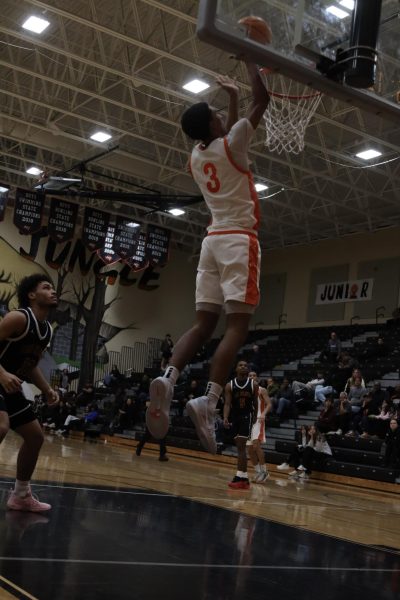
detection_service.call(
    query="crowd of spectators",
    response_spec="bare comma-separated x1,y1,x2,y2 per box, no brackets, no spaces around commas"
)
34,368,153,438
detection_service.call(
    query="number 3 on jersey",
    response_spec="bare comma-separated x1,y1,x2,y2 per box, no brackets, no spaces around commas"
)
203,162,221,193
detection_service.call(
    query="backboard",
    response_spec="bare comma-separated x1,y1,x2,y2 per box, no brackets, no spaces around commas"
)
197,0,400,121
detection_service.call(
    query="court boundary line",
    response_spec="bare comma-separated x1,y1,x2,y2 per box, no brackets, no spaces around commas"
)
0,574,39,600
0,480,392,513
0,557,399,571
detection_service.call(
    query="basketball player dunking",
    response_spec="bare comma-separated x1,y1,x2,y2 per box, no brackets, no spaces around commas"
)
224,361,258,489
247,371,271,482
146,63,270,453
0,274,59,511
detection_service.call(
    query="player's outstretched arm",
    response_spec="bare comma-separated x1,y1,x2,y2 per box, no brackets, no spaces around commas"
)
216,75,239,133
245,62,270,130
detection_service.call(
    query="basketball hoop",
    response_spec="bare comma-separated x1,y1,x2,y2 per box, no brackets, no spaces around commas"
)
260,70,322,154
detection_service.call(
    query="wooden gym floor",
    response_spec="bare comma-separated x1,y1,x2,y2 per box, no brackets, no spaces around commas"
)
0,432,399,599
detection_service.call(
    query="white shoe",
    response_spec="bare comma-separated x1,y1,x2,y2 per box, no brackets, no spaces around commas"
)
277,462,290,471
255,470,269,484
297,464,306,471
288,470,298,477
146,377,173,439
186,396,217,454
298,471,309,481
336,429,343,436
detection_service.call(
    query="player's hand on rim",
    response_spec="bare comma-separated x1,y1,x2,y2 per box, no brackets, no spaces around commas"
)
215,75,239,95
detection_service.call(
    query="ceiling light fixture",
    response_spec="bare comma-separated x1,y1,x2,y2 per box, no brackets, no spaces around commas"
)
90,131,112,143
326,5,349,19
182,79,210,94
0,186,9,193
339,0,354,10
255,183,268,192
22,16,50,34
26,166,42,175
356,149,382,160
168,208,185,216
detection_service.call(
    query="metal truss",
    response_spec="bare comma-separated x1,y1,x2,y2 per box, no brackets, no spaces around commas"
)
0,0,399,254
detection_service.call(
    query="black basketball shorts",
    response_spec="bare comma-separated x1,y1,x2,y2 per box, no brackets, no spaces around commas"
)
0,385,37,430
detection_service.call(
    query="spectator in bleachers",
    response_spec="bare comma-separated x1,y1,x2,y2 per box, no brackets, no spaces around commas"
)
338,351,356,371
344,368,365,394
76,382,95,407
361,399,391,439
118,397,136,431
60,403,100,436
347,376,367,411
334,391,352,435
275,378,294,420
160,334,174,371
390,385,400,408
320,331,342,363
137,374,151,402
293,425,333,480
292,372,325,404
370,382,388,411
180,379,205,417
277,425,310,472
383,418,400,469
248,344,262,374
266,377,280,401
314,376,335,405
359,336,389,361
59,368,70,392
316,396,337,434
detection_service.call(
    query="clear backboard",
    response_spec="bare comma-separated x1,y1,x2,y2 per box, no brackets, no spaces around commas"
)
197,0,400,121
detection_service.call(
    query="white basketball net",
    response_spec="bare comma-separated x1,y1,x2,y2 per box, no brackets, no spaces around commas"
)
260,71,322,154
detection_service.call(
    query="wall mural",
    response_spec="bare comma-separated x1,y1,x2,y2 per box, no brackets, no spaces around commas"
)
0,205,170,388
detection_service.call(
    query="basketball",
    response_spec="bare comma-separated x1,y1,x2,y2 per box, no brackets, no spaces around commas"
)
238,16,272,45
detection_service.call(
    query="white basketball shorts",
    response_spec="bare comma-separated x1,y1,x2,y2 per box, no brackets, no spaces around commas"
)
196,231,261,311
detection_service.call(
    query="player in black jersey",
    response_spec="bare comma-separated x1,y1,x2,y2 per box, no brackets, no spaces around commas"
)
0,274,59,512
223,360,258,489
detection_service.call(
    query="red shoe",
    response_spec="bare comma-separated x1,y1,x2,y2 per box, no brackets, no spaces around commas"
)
7,491,51,513
228,478,250,490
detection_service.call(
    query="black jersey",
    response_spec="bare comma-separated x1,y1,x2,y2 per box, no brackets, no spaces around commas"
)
229,377,257,417
0,307,52,381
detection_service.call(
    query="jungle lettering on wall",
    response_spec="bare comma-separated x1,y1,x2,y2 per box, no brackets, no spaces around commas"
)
19,227,161,290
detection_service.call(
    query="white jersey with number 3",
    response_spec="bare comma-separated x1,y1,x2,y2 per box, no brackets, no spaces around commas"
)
190,118,260,234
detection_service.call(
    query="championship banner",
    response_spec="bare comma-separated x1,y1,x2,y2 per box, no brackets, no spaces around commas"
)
316,279,374,305
146,225,171,266
47,198,78,243
82,207,110,251
112,216,141,260
0,185,9,222
13,188,45,234
97,224,120,265
124,231,148,272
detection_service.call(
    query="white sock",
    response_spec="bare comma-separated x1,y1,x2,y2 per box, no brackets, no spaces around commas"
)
242,472,248,480
255,464,261,474
236,470,243,478
14,480,30,498
260,464,266,473
205,381,222,407
163,366,179,386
